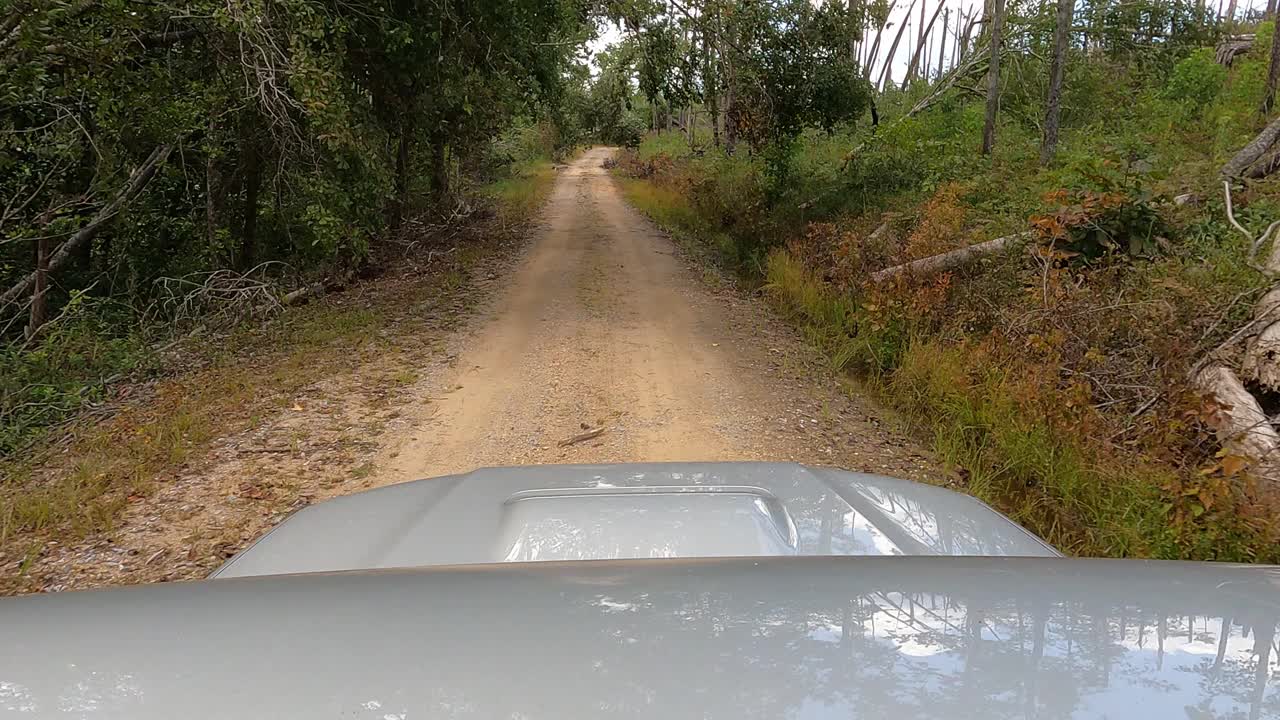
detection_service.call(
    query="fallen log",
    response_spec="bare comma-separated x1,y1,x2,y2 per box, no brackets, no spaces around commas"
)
282,282,324,306
1216,34,1254,66
870,231,1033,282
1222,113,1280,178
1246,147,1280,179
1242,291,1280,391
1193,365,1280,483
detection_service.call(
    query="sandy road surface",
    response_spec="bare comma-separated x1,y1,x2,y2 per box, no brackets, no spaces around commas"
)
379,146,930,476
6,147,940,595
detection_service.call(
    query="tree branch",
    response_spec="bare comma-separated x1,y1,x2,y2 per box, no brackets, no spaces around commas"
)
0,144,174,312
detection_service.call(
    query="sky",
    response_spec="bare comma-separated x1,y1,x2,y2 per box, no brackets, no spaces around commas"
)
587,0,1270,89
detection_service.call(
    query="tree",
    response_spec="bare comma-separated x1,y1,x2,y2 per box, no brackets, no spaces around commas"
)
982,0,1007,155
1265,18,1280,114
1041,0,1074,164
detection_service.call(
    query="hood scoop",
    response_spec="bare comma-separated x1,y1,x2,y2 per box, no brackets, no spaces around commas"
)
495,486,799,562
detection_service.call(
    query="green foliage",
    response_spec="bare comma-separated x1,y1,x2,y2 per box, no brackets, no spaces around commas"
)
1031,188,1167,260
1164,48,1228,110
0,0,589,452
0,297,151,456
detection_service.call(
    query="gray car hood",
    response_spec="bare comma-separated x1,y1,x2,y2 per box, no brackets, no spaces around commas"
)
2,557,1278,719
214,462,1056,578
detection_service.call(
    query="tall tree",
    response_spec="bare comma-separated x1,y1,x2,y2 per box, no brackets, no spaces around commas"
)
982,0,1007,155
878,0,920,90
937,8,949,80
1041,0,1074,164
1265,16,1280,114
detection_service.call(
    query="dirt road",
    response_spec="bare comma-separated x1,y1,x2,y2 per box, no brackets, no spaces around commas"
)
379,146,932,476
8,147,939,594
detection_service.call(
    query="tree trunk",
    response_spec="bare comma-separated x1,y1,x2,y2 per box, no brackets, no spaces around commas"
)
0,144,173,310
1222,113,1280,177
981,0,1005,155
238,133,261,272
917,0,928,82
431,137,449,200
25,235,49,338
205,145,225,253
938,8,949,80
1266,0,1277,19
864,12,889,81
724,84,737,155
878,0,921,91
1217,34,1255,66
393,116,413,227
1225,0,1237,27
1041,0,1073,165
902,2,946,91
1264,18,1280,114
1242,288,1280,391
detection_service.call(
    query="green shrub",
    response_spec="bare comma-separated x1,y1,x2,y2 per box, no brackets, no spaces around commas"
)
1163,48,1227,111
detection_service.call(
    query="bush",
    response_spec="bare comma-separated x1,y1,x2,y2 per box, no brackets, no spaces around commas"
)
1163,48,1227,111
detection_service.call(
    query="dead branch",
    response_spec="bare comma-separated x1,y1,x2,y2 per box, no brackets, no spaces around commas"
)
870,231,1033,282
558,426,607,447
1216,34,1254,65
282,283,323,306
147,262,289,331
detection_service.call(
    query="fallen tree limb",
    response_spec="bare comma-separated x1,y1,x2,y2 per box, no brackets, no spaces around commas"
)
1193,365,1280,483
1222,114,1280,178
1216,34,1254,65
0,143,173,311
282,282,324,306
558,426,606,447
1246,147,1280,179
1242,288,1280,391
870,231,1033,282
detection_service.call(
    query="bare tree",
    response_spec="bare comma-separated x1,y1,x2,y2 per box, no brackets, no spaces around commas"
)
878,0,921,91
937,8,949,80
917,0,928,82
1041,0,1073,164
903,1,946,90
982,0,1006,155
1265,12,1280,113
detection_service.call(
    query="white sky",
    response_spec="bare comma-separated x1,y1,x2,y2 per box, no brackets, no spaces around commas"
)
586,0,986,88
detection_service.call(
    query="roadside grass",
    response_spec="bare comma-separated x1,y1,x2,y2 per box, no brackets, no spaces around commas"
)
0,169,558,548
485,159,559,225
760,249,1279,562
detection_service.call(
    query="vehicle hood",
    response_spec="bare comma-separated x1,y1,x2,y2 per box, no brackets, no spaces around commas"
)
2,557,1278,719
213,462,1056,578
